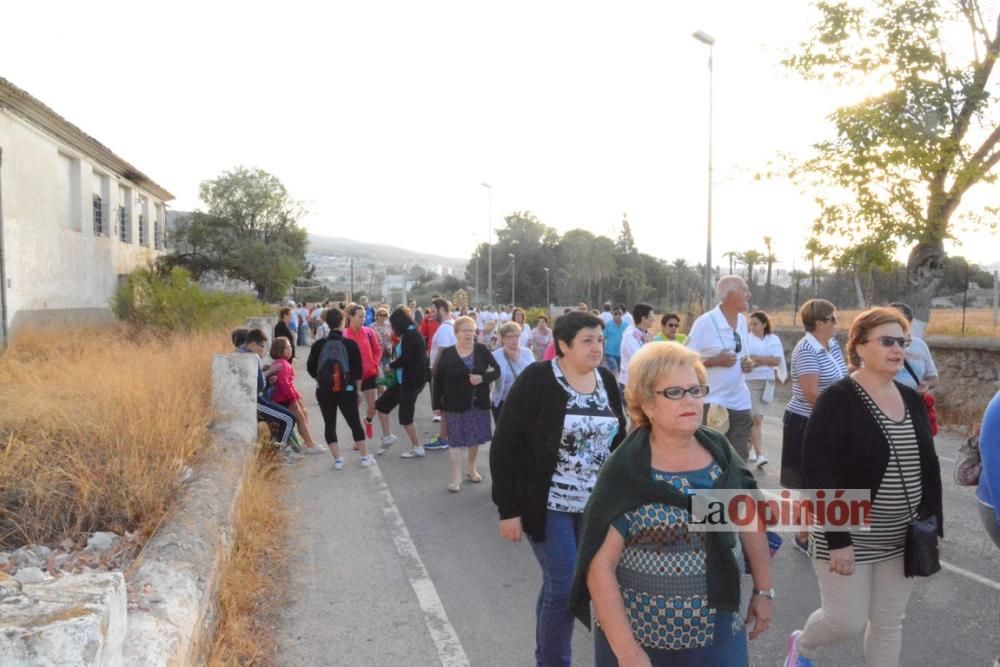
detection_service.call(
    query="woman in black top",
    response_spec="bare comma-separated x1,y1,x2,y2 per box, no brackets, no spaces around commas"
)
374,307,427,457
432,316,500,492
490,311,626,667
784,307,943,667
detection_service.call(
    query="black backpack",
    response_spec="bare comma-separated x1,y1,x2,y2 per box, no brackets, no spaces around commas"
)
317,337,353,393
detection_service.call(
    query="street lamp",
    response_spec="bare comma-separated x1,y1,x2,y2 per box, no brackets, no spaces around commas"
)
481,182,493,306
508,253,516,306
472,232,480,306
543,267,550,313
692,29,715,312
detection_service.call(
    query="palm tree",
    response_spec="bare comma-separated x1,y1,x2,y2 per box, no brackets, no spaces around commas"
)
723,251,739,276
762,237,777,308
739,250,765,298
789,270,810,323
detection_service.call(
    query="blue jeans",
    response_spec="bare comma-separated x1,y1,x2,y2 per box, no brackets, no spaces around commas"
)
529,509,582,667
296,324,308,346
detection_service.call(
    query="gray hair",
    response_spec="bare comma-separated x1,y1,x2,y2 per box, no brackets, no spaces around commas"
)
497,321,522,339
715,275,746,302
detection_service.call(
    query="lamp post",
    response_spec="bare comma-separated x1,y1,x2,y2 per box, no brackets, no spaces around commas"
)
508,253,516,306
481,182,493,306
543,267,550,313
693,29,715,312
472,232,480,307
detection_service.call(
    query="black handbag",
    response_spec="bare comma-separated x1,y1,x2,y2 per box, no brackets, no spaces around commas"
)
887,433,941,578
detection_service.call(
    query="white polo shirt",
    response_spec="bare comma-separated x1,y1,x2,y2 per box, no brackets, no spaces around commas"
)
430,320,457,368
685,306,751,411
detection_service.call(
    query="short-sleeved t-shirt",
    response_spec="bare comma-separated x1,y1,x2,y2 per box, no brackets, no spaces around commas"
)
895,337,938,389
685,307,751,411
546,360,620,513
744,333,784,382
786,334,848,417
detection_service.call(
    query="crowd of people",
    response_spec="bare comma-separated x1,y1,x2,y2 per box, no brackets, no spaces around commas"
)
231,281,999,667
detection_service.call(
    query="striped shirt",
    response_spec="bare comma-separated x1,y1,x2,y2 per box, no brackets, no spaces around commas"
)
811,381,923,563
786,334,848,417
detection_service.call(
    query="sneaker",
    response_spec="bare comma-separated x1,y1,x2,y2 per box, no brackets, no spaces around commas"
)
333,458,345,470
400,447,425,458
360,456,375,468
281,448,305,461
783,630,813,667
793,535,810,555
432,415,441,423
756,454,768,469
303,444,328,455
377,434,397,455
364,418,375,439
748,451,758,463
423,437,449,450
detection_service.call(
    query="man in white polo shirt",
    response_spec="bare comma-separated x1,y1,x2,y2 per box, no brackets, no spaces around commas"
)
686,276,754,460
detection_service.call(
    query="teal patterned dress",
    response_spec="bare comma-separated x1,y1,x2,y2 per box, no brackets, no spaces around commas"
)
595,462,748,666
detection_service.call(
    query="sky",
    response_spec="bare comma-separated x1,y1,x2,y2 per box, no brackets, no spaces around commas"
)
3,0,998,269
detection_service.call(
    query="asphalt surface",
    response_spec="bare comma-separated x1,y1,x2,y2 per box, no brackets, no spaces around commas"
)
276,353,1000,666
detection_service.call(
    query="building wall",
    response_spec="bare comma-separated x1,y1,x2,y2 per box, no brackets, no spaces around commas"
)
0,109,166,335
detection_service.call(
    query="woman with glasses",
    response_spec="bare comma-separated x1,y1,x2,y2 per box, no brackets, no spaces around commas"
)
653,312,687,344
784,308,942,667
371,307,394,374
511,307,533,349
781,299,848,553
529,315,553,361
490,321,534,422
571,341,773,666
491,311,626,667
432,316,500,492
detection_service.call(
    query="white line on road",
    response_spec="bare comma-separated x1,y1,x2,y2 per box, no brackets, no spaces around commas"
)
940,560,1000,591
369,463,471,667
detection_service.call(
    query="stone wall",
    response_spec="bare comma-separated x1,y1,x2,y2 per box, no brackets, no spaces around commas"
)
771,327,1000,425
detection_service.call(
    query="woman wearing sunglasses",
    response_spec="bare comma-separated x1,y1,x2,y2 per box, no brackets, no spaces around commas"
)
781,299,849,553
571,341,773,666
784,308,942,667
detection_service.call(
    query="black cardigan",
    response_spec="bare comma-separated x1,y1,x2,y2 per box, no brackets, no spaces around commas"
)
489,361,627,543
802,376,943,550
274,321,296,360
431,343,500,412
388,326,426,390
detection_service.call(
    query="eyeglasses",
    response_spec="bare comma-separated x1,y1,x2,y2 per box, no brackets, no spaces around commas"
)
820,315,838,323
655,384,710,400
733,333,742,354
868,336,911,349
666,322,680,329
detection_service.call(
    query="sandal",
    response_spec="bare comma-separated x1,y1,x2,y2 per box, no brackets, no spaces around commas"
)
465,471,483,483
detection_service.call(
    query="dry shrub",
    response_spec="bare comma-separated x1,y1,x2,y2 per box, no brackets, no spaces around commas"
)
208,433,286,666
0,324,230,549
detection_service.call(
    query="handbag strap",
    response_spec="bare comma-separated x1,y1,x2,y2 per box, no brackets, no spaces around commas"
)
903,360,920,386
851,381,917,519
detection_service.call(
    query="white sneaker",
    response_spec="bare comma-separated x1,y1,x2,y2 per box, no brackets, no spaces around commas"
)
432,415,441,423
303,444,328,455
400,447,425,458
377,434,397,455
360,456,375,468
748,452,758,463
333,458,344,470
756,455,768,468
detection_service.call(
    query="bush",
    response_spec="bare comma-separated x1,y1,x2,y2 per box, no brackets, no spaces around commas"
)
112,267,267,332
523,307,552,327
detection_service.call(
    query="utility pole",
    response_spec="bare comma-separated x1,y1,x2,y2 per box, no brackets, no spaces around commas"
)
349,257,354,302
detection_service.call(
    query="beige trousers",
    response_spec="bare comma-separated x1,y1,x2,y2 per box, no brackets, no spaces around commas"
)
797,556,915,667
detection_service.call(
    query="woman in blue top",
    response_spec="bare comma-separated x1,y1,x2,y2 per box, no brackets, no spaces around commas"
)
602,308,628,378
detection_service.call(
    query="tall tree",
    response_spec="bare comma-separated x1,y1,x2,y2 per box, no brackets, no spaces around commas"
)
785,0,1000,333
163,167,307,300
739,250,766,297
763,236,778,308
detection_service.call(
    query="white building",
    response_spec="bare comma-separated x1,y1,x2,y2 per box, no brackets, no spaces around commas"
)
0,78,173,345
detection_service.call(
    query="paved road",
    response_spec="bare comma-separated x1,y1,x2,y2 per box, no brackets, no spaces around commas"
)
277,354,1000,666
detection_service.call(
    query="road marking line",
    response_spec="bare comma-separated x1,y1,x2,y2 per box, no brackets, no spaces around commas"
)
940,560,1000,591
370,463,471,667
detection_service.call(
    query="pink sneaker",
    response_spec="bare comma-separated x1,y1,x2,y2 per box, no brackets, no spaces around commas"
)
784,630,814,667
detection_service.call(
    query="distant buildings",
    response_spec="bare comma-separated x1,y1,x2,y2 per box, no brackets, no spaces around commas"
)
0,78,172,345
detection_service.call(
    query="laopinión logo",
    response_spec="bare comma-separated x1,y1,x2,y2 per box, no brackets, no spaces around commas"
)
685,489,872,532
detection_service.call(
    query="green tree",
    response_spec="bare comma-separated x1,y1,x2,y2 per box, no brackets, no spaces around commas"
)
785,0,1000,329
163,167,308,301
738,250,766,297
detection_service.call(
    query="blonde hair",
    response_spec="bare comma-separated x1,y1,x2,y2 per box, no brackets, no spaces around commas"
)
497,321,522,339
625,342,708,428
453,315,476,334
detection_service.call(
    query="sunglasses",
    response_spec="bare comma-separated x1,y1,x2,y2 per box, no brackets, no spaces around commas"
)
733,333,742,354
665,322,680,328
655,384,710,400
820,315,838,323
868,336,911,349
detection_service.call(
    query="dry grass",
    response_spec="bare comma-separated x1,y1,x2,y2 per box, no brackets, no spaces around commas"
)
767,307,1000,337
0,325,231,549
207,431,287,667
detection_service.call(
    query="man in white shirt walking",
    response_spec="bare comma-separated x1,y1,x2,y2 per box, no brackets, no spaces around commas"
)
420,297,456,453
686,276,755,460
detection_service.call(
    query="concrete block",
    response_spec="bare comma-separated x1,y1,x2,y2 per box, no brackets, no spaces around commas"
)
0,572,126,667
244,317,276,336
211,353,258,444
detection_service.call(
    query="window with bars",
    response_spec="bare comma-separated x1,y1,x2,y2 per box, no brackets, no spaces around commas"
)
139,214,147,246
119,205,128,242
93,195,104,235
154,219,162,249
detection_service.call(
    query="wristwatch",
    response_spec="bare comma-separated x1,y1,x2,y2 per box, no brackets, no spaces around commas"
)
752,588,776,600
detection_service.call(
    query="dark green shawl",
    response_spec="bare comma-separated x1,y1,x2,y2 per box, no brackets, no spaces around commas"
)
568,425,757,628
